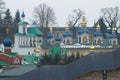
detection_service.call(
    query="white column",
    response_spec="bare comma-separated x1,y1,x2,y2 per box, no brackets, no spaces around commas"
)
32,37,34,47
18,36,20,46
24,36,26,47
28,36,30,47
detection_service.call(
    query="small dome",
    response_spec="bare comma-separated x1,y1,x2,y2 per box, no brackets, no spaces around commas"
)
109,33,117,39
94,31,103,37
78,28,89,35
3,37,13,47
47,33,54,39
34,48,40,53
32,21,37,25
21,11,25,18
55,37,61,41
96,24,100,30
89,44,95,52
63,31,71,37
81,16,87,27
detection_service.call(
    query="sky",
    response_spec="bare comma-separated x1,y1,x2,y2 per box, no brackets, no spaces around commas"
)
4,0,120,27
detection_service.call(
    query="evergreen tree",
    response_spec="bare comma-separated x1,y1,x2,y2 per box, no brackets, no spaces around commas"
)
3,9,13,28
3,8,13,41
14,10,21,33
97,18,108,38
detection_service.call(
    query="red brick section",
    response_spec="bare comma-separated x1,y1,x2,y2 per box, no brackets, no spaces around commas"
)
74,68,120,80
4,48,11,54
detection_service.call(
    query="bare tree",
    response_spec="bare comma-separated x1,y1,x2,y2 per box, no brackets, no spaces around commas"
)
68,9,84,27
101,6,120,28
33,3,56,28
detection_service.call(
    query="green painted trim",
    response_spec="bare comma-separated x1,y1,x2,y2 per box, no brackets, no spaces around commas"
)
18,21,29,26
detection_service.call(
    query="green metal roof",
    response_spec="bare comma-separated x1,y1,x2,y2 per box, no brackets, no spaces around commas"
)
18,21,29,26
0,60,11,66
9,52,17,57
14,33,36,36
22,55,38,64
28,27,43,35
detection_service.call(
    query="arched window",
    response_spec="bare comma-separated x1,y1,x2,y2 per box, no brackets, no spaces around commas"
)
83,36,87,43
112,39,116,45
52,39,55,44
97,38,102,44
14,58,20,64
66,39,70,44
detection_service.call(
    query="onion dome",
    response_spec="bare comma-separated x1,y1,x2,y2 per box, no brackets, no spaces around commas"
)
47,26,54,39
21,11,25,18
78,28,89,35
3,36,13,47
63,31,71,37
81,16,87,27
94,31,103,37
112,26,115,33
89,43,95,52
109,33,117,39
49,24,53,33
96,24,100,30
34,47,40,53
55,37,61,41
32,21,37,25
65,24,69,30
94,24,103,37
109,27,117,39
47,33,54,39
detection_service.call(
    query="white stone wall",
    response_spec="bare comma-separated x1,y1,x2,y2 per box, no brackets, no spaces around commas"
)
18,25,23,34
14,36,19,48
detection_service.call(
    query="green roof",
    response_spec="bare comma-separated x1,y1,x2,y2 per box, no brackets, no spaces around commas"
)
28,27,43,35
22,55,38,64
9,52,17,57
14,33,36,36
18,21,29,26
0,60,11,66
49,46,62,56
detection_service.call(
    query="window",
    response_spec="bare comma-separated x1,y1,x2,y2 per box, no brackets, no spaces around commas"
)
112,39,116,45
39,39,41,43
83,36,87,43
97,38,102,44
14,58,20,64
52,40,54,44
66,39,70,44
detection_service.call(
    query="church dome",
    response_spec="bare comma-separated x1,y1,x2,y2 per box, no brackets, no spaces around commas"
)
34,47,40,53
63,31,71,37
78,28,89,35
3,36,13,47
55,37,61,41
21,11,25,18
109,33,117,39
94,31,103,37
47,33,54,39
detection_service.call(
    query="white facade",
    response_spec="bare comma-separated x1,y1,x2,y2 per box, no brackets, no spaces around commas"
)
13,16,43,55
